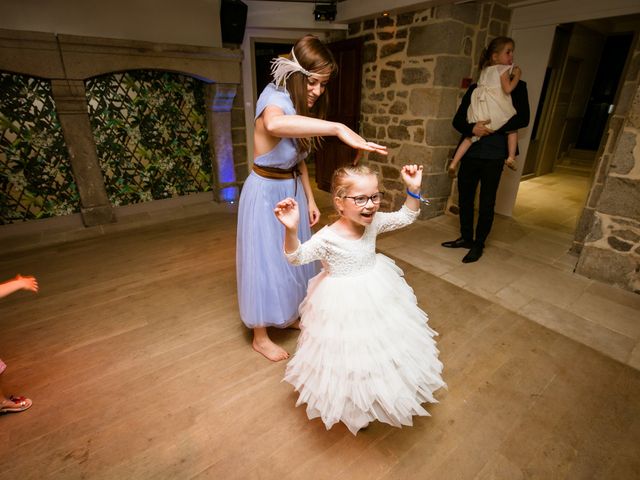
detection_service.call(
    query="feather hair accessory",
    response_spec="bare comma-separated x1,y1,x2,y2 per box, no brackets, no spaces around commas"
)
270,49,314,89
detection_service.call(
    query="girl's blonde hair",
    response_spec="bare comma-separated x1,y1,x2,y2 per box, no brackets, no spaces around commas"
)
478,36,515,72
285,35,338,153
331,165,379,214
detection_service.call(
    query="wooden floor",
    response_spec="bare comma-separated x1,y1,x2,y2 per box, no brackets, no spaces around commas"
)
0,212,638,479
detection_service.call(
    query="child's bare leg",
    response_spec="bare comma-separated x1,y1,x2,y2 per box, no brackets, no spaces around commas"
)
505,131,518,170
449,137,473,178
252,327,289,362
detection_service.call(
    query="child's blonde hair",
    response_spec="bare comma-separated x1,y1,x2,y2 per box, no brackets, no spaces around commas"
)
331,165,379,214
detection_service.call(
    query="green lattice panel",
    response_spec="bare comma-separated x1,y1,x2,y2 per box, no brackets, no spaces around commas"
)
86,71,212,206
0,73,79,224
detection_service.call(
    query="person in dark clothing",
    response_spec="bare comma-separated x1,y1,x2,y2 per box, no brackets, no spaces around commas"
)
442,60,530,263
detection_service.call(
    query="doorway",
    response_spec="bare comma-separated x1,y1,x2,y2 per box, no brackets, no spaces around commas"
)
516,15,638,241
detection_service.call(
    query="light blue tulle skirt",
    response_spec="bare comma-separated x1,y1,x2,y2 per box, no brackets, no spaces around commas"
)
236,172,318,328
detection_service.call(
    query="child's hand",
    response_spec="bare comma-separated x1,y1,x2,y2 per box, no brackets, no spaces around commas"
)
274,198,300,230
401,164,424,191
15,274,38,293
512,66,522,80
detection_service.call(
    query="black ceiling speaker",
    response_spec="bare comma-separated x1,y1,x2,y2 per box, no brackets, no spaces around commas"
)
314,2,337,22
220,0,248,44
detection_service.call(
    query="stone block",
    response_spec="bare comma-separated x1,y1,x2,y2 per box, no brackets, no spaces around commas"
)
365,78,376,89
402,67,430,85
378,32,394,41
423,172,453,197
381,165,400,179
407,21,465,57
388,125,410,140
598,177,640,218
409,88,458,118
363,122,377,138
369,92,385,101
611,131,637,175
381,42,406,58
364,19,375,30
397,29,408,40
614,81,636,117
373,115,391,125
362,33,375,42
491,3,512,22
369,151,389,164
574,207,596,245
436,3,480,24
362,102,376,114
386,60,402,68
413,128,425,143
481,3,491,28
378,127,386,138
576,245,638,292
608,236,633,252
363,44,377,63
232,145,247,165
387,91,395,101
397,12,415,26
394,144,448,173
611,228,640,243
425,118,460,146
434,56,472,87
231,108,244,124
380,69,396,88
397,91,409,98
390,101,407,114
349,22,362,36
628,85,640,130
231,128,246,144
420,197,447,218
400,119,423,126
489,20,503,37
606,116,625,153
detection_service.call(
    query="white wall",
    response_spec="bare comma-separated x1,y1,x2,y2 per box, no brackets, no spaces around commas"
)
1,0,222,47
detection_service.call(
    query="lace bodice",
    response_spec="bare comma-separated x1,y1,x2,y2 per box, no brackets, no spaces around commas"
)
285,205,419,277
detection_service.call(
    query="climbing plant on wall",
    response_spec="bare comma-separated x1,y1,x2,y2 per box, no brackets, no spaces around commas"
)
0,72,80,224
85,71,213,206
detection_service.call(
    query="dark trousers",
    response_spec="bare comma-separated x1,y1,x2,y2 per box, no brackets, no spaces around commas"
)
457,156,504,246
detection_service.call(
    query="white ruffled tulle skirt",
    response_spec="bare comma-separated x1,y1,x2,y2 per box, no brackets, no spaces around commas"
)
284,254,446,435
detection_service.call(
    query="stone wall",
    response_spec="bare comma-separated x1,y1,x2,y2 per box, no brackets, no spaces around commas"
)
575,39,640,293
346,2,511,216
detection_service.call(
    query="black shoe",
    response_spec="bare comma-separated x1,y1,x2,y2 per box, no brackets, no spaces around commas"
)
462,244,483,263
441,237,473,249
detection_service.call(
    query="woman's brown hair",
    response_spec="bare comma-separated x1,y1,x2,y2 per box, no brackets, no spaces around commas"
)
478,36,515,72
284,35,338,153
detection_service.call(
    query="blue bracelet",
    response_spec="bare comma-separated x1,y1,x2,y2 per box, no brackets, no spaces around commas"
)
406,189,430,205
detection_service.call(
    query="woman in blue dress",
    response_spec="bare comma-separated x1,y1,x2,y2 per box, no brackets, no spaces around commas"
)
237,35,387,361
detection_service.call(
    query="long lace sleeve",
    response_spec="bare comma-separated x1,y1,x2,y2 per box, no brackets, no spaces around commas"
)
374,205,420,235
284,232,326,266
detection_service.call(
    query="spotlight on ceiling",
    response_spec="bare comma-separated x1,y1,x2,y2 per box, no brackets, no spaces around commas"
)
314,2,337,22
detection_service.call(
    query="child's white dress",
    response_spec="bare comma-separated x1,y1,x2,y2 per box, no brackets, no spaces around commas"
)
284,205,446,435
467,64,516,131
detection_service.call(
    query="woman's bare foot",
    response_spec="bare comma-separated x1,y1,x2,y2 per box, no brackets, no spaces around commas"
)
252,328,289,362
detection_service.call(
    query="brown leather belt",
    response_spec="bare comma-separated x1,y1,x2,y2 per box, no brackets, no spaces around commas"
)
252,164,301,195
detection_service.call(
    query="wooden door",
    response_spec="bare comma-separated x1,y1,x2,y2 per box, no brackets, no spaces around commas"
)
314,38,363,192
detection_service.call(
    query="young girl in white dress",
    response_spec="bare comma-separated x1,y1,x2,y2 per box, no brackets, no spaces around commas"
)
274,164,445,435
448,36,522,178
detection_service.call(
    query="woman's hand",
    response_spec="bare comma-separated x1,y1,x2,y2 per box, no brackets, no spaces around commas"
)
336,124,388,156
274,198,300,230
401,164,424,192
307,198,320,227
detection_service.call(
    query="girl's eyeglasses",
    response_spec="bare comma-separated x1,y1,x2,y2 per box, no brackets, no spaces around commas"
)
343,192,384,207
